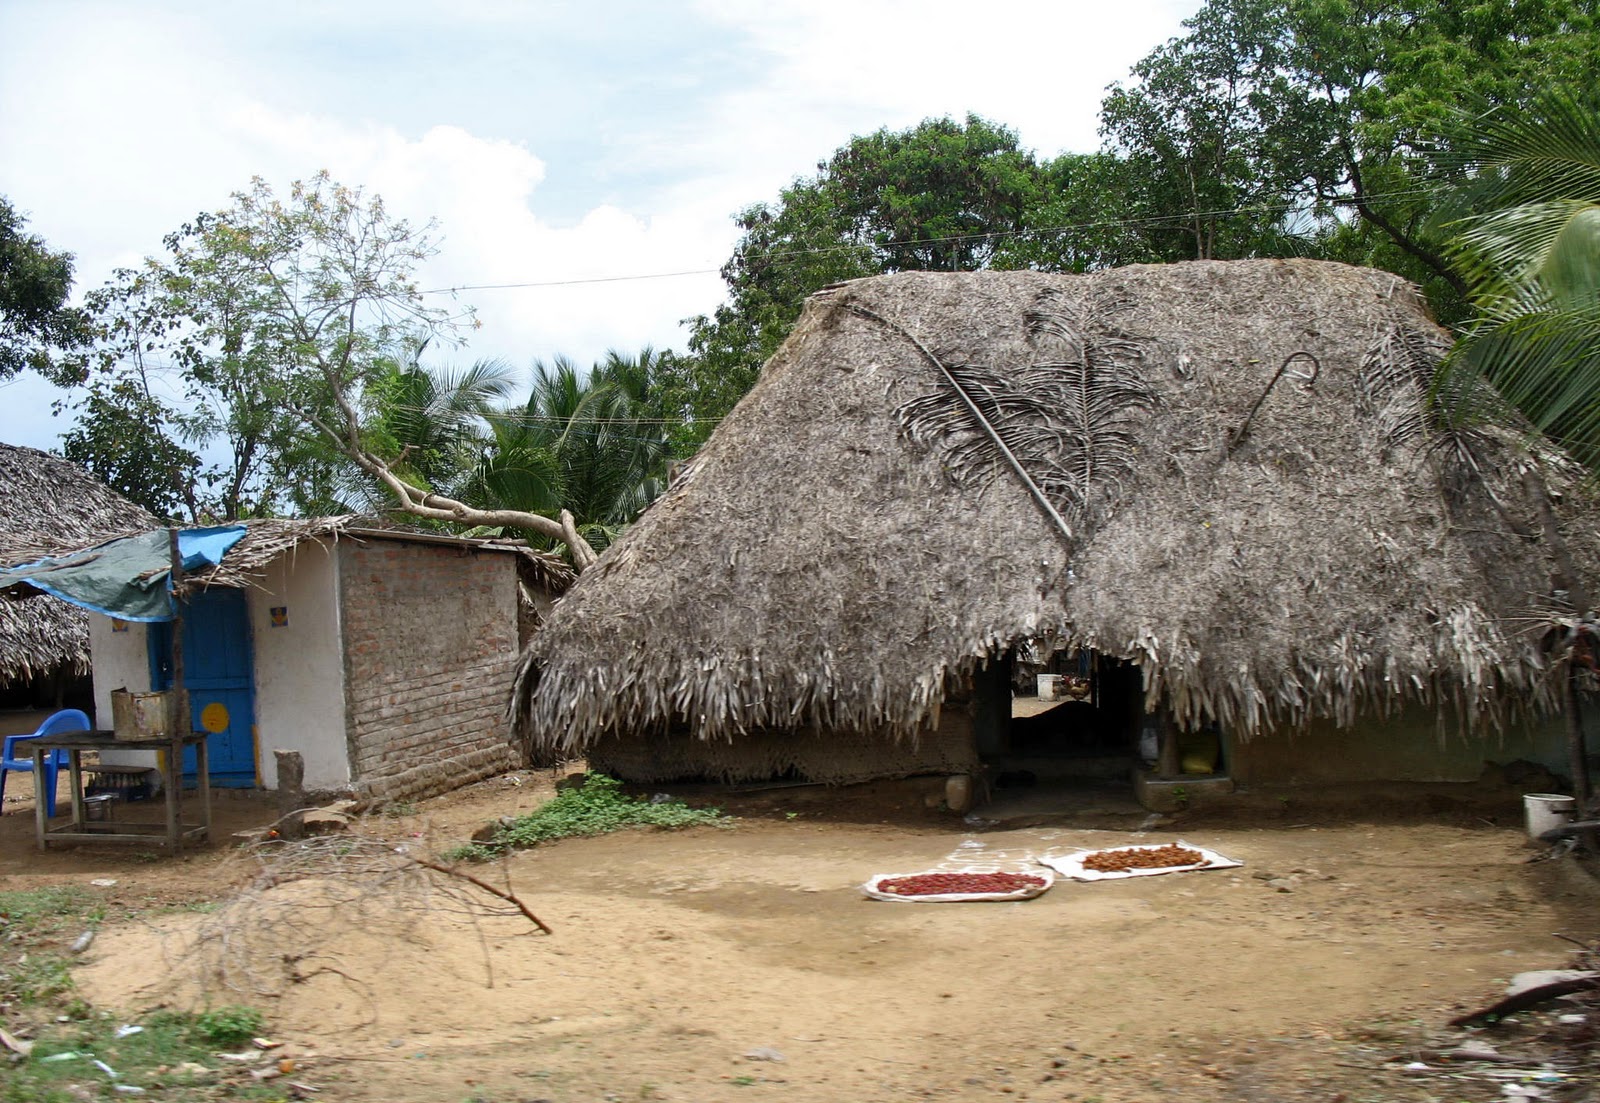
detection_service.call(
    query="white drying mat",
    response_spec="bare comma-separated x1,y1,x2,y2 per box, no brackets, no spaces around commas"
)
861,869,1055,903
1041,842,1242,882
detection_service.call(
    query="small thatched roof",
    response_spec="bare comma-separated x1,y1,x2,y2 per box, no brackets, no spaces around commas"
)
0,443,158,681
175,517,574,596
513,261,1600,759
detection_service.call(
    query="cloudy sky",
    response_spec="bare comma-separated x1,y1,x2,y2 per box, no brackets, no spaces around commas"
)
0,0,1199,452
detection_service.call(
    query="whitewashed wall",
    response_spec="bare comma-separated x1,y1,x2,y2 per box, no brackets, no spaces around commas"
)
88,615,158,769
250,542,349,791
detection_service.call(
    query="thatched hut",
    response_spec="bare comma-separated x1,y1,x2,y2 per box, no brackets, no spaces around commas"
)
512,261,1600,803
0,443,155,703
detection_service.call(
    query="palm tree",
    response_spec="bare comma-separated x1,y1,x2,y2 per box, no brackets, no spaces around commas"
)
301,350,516,515
1433,90,1600,812
469,351,673,553
1437,92,1600,469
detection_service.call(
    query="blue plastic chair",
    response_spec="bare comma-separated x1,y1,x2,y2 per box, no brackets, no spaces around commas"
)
0,709,90,818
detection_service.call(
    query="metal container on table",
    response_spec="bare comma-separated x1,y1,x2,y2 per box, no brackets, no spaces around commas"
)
110,689,177,741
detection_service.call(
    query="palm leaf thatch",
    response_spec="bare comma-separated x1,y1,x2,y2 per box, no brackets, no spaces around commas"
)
170,517,574,599
512,261,1600,784
0,443,157,682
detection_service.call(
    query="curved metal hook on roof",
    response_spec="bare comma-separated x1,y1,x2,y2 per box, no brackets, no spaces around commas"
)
1227,351,1321,457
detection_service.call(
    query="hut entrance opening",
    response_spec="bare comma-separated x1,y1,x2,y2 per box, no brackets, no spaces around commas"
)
973,648,1155,805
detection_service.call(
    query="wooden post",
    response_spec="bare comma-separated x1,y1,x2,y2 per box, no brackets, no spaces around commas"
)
275,749,306,839
1566,664,1592,813
167,528,191,739
1156,711,1181,779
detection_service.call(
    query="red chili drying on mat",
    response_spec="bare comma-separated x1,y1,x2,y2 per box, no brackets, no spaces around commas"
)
877,872,1047,896
1080,844,1205,873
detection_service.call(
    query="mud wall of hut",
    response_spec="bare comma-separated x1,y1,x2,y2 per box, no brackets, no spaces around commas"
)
1229,705,1582,787
337,539,523,801
587,706,982,786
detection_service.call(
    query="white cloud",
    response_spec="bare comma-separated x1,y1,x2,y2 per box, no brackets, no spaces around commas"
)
1,0,1200,451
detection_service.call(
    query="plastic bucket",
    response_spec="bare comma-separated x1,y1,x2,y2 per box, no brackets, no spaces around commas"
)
1036,674,1060,700
1524,793,1577,840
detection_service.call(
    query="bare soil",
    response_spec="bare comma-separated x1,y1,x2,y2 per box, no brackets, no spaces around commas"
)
4,770,1598,1102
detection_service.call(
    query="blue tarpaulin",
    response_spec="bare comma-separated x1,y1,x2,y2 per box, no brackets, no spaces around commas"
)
0,526,248,622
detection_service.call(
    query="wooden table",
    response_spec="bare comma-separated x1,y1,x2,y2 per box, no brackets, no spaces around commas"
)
30,729,212,853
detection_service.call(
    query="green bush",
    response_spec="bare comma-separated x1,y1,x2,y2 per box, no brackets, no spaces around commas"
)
192,1005,265,1047
454,773,725,859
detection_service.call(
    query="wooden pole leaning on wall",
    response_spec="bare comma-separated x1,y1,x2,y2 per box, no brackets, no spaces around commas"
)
167,527,191,739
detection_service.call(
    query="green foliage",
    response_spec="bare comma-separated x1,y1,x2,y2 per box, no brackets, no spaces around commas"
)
468,350,675,553
3,1009,274,1103
1435,90,1600,469
677,114,1045,449
990,153,1155,273
58,172,463,523
1100,0,1600,322
454,773,725,859
192,1004,266,1047
301,348,518,516
1099,0,1335,263
0,194,89,382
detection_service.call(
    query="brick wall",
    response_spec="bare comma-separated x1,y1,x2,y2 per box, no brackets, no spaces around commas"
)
338,538,523,802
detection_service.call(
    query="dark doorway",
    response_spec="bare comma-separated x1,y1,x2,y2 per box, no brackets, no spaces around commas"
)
1010,653,1143,762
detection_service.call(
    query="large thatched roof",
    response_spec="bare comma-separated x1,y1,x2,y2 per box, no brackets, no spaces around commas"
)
0,443,157,681
513,261,1600,757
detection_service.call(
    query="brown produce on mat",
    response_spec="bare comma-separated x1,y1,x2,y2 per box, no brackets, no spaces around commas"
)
1081,844,1205,873
877,872,1047,896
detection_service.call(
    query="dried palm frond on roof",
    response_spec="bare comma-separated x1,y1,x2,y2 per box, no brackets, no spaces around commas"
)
0,443,157,682
511,261,1600,771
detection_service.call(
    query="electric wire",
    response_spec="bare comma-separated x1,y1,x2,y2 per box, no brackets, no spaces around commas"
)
414,183,1444,297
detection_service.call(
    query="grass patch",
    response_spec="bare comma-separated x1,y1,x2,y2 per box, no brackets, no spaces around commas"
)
448,773,727,860
4,952,75,1005
1,885,109,1006
0,885,105,941
4,1010,278,1103
1,886,276,1100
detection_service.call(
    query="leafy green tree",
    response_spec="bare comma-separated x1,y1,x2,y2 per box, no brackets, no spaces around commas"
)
57,357,201,521
1099,0,1335,262
1101,0,1600,321
0,196,89,383
1292,0,1600,316
990,153,1156,272
287,349,517,517
60,174,612,563
60,251,315,521
679,114,1046,448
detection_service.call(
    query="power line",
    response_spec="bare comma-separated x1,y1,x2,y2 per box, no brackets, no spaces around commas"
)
414,184,1439,297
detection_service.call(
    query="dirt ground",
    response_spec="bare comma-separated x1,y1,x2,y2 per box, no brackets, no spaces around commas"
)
4,769,1599,1103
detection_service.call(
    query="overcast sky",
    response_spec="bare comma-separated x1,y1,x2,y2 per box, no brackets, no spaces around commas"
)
0,0,1200,452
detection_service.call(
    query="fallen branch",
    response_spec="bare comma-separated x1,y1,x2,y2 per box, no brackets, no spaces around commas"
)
1449,974,1600,1027
410,857,553,935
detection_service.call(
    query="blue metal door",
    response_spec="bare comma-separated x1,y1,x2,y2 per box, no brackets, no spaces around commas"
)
150,588,257,786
